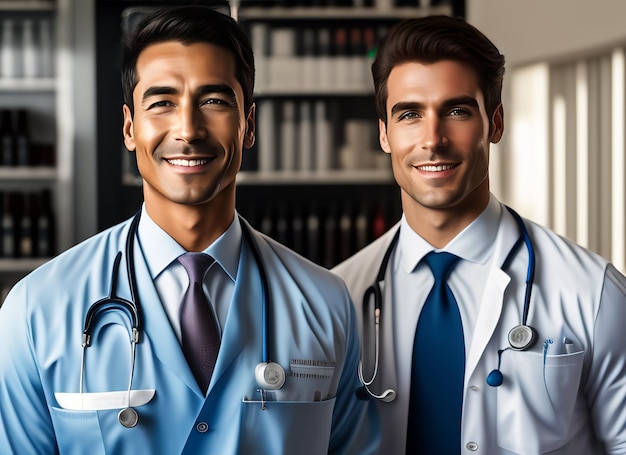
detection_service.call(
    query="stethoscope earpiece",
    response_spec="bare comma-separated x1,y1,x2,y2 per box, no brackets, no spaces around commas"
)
255,361,286,390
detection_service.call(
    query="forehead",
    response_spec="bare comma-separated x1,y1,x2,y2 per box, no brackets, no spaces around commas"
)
134,41,241,96
386,60,483,103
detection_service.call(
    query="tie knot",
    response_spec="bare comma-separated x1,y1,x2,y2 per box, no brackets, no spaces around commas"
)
177,252,215,283
425,251,460,282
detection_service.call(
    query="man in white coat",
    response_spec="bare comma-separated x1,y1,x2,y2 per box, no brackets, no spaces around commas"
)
333,15,626,454
0,6,378,454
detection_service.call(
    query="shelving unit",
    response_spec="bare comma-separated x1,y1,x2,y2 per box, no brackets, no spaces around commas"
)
231,2,454,267
0,0,73,301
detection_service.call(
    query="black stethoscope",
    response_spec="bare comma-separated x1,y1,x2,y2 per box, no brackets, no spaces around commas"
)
79,211,285,428
357,206,537,402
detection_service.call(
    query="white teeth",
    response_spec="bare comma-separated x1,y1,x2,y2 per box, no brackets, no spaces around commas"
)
167,158,208,167
418,164,455,172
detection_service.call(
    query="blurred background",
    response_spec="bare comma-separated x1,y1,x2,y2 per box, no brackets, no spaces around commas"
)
0,0,624,301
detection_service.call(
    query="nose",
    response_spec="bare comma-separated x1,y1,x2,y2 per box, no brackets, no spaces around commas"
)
176,103,207,144
421,116,448,152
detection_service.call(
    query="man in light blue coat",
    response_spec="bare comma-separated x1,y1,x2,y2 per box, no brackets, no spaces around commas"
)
0,6,378,454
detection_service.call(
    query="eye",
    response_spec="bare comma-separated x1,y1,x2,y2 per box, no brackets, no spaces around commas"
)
202,98,225,106
448,107,471,117
147,100,174,110
201,97,234,109
397,111,420,121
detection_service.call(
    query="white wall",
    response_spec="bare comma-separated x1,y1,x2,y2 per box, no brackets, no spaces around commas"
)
467,0,626,67
467,0,626,271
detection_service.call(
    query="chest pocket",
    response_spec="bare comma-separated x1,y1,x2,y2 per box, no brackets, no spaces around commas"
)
495,349,584,453
48,407,106,455
239,398,335,454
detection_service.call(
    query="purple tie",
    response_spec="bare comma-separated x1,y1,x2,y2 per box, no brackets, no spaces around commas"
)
178,252,220,394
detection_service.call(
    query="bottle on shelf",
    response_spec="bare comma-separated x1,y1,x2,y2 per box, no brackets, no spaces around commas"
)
35,189,56,258
21,19,38,79
0,19,18,79
14,109,31,167
0,109,15,167
1,192,17,258
15,192,33,258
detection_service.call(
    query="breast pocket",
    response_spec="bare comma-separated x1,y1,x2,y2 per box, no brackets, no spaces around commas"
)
239,398,336,455
48,407,106,455
496,349,584,453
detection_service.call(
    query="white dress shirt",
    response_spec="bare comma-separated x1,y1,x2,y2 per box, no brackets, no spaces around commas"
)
137,205,240,342
391,196,502,417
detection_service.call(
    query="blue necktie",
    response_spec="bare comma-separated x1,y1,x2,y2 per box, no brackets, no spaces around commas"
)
178,253,220,394
406,251,464,455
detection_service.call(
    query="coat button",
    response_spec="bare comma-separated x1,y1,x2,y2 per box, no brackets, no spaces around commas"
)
196,422,209,433
470,385,479,391
466,442,478,451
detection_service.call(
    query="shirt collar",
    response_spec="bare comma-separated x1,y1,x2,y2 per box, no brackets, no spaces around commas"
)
397,194,502,273
137,204,241,282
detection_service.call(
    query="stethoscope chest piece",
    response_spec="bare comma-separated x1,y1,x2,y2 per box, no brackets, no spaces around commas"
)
255,361,286,390
118,407,139,428
508,324,537,351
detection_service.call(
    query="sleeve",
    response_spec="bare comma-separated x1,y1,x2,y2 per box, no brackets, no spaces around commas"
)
587,264,626,453
328,288,380,455
0,282,58,453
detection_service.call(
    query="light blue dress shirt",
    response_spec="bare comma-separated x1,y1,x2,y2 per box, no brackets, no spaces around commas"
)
138,206,238,341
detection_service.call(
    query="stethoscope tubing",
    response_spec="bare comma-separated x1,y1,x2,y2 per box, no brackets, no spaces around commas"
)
80,212,281,425
359,206,536,399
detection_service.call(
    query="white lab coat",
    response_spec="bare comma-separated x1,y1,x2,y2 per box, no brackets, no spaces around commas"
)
333,198,626,454
0,215,379,454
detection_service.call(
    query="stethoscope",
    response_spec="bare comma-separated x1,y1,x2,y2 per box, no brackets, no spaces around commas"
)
80,211,285,428
357,206,537,402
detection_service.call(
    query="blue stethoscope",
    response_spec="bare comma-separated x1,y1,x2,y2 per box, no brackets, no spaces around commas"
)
357,206,537,402
80,211,285,428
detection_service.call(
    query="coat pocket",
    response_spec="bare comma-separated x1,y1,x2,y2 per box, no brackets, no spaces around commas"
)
495,349,584,453
49,407,106,455
239,398,335,454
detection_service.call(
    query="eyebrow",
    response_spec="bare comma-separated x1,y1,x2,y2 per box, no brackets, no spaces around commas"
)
141,84,238,104
390,96,480,117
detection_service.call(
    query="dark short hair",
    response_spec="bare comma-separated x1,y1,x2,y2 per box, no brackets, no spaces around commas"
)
372,15,505,124
121,5,255,115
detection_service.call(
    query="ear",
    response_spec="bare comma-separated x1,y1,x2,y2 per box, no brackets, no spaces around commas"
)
122,104,136,152
243,103,256,149
379,118,391,154
489,103,504,144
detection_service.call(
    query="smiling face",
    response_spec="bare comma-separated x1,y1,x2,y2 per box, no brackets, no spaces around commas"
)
380,59,503,239
123,41,255,221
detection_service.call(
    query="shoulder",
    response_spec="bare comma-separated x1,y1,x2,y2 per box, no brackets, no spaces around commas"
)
524,218,608,272
332,224,400,287
518,216,617,300
246,225,350,298
10,219,132,298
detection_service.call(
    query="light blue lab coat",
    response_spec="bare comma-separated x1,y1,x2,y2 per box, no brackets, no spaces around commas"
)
0,216,378,454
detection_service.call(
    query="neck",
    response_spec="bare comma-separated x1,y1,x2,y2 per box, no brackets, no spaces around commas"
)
144,193,236,252
403,188,490,249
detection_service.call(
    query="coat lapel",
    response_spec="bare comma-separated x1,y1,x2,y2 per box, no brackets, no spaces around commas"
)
465,208,520,382
208,230,262,394
129,231,201,394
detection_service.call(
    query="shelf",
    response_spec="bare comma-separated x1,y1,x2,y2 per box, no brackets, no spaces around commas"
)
123,169,392,186
240,5,452,20
0,166,56,181
255,85,373,97
0,1,55,11
0,78,56,92
0,258,50,273
238,169,393,185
